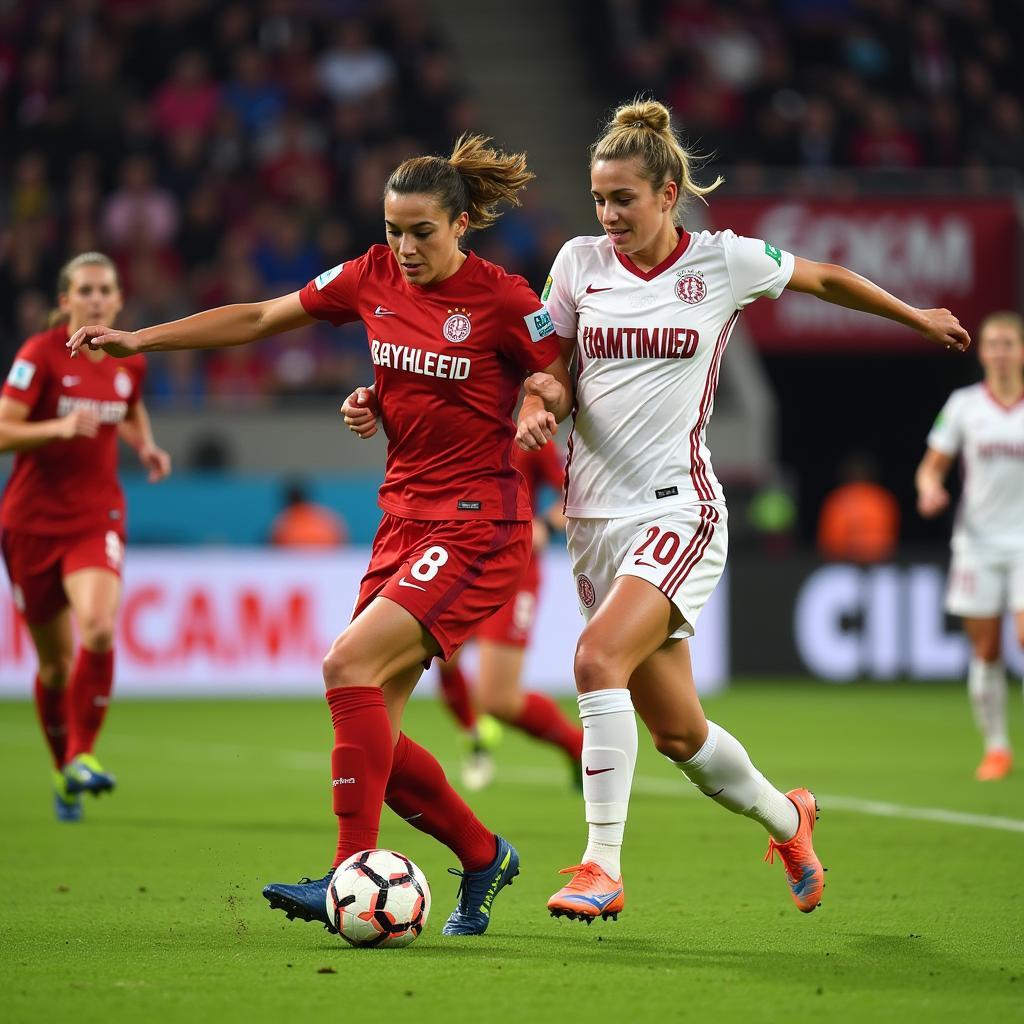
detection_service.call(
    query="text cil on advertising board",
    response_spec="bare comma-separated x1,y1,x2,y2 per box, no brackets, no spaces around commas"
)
709,199,1018,353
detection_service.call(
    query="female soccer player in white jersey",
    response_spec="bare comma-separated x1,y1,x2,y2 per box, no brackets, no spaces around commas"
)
517,99,970,922
916,312,1024,781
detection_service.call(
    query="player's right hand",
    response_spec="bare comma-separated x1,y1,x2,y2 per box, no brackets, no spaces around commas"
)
917,484,950,518
58,408,100,440
516,405,556,450
66,324,141,358
341,386,379,439
917,309,970,353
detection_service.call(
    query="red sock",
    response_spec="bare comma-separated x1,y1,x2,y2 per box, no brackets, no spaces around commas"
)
34,676,68,769
438,663,477,732
65,649,114,761
385,732,496,872
514,692,584,760
327,686,394,869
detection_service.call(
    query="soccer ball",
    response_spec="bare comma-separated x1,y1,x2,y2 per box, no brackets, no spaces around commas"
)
325,849,431,948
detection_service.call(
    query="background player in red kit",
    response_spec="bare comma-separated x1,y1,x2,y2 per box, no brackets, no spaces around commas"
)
437,442,583,790
1,252,171,822
68,136,570,936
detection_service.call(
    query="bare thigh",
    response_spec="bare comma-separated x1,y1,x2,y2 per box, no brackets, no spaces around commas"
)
64,567,122,652
28,609,75,688
628,640,709,763
476,641,528,721
962,616,1002,662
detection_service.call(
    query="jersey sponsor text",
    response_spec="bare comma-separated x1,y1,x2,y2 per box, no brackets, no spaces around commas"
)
370,339,470,380
580,325,700,360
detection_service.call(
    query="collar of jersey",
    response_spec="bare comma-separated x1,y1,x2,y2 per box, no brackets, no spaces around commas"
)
613,227,692,282
400,249,479,294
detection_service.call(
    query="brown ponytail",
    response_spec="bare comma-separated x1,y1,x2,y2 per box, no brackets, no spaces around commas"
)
385,134,534,233
592,99,722,219
48,251,120,327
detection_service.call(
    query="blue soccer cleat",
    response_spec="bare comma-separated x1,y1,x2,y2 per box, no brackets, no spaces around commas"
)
64,754,116,796
263,870,337,933
441,835,520,936
52,771,83,822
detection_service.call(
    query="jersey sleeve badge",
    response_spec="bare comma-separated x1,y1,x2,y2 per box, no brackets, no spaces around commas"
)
6,358,37,390
525,308,555,342
314,263,345,290
764,242,783,267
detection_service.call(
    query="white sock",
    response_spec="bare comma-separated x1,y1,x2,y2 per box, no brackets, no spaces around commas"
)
672,721,799,842
968,658,1010,752
578,688,637,880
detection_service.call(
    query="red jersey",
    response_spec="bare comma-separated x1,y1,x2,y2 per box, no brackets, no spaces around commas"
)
300,247,560,521
1,325,146,536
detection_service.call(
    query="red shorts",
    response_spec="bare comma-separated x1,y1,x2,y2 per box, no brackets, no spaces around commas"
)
0,527,125,626
352,514,531,661
476,554,541,648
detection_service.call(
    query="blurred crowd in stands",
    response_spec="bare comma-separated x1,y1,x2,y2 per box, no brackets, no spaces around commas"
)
583,0,1024,185
2,0,1023,410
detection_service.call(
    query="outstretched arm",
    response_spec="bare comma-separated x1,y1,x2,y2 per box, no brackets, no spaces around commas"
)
915,447,955,517
67,292,316,358
787,258,971,352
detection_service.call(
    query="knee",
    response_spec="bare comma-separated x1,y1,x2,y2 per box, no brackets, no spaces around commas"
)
650,727,706,764
971,635,1001,663
573,636,630,694
322,635,369,690
78,614,115,652
37,656,72,689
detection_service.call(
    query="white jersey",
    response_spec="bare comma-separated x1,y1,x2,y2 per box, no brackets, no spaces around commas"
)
543,229,794,517
927,382,1024,557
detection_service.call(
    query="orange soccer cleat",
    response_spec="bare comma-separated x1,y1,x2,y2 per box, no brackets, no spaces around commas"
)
547,862,625,924
764,788,825,914
975,748,1012,781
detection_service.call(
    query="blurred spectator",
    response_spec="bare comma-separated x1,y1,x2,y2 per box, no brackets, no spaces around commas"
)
222,47,285,140
317,20,396,105
270,481,348,548
817,453,900,564
101,155,180,249
153,51,220,139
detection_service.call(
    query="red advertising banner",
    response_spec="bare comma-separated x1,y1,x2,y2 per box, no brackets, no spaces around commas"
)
707,199,1019,353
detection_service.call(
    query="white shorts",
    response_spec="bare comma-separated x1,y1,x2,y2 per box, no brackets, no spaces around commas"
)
946,550,1024,618
567,503,728,639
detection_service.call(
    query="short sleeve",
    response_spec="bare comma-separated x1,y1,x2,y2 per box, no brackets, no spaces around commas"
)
298,256,366,326
721,230,795,308
2,339,48,408
927,392,963,456
499,276,562,373
541,241,578,338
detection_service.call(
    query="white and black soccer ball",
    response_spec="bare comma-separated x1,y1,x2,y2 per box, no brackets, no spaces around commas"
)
325,849,431,948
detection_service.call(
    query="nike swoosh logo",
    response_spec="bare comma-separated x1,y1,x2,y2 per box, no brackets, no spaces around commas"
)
585,285,612,293
398,577,426,591
563,888,623,912
374,305,397,316
584,766,615,776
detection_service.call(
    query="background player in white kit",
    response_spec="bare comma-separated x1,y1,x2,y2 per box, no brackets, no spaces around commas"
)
916,312,1024,781
518,99,970,923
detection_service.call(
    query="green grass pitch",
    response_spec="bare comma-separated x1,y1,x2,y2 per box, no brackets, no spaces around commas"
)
2,681,1022,1023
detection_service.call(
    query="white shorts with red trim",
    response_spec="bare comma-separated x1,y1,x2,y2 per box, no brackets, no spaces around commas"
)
566,502,727,639
945,547,1024,618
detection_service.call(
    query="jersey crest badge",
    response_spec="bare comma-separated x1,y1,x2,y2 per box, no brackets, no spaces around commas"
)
114,369,133,399
443,307,472,343
576,574,596,608
675,273,707,305
6,358,36,390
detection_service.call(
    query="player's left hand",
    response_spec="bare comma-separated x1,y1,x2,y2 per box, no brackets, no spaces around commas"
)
139,444,172,482
67,324,142,358
917,309,971,352
341,387,379,439
516,406,556,451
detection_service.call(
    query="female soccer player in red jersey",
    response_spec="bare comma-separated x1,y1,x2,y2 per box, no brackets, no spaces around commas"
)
1,252,171,822
516,100,970,923
68,136,569,936
436,441,583,790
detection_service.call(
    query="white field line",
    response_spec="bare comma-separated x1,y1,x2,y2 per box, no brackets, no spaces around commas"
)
5,723,1024,835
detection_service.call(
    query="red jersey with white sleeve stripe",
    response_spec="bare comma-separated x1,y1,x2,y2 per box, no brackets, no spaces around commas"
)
300,246,560,522
542,229,793,517
1,325,146,536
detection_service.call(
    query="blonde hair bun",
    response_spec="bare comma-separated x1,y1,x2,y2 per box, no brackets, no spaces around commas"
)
614,100,671,135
